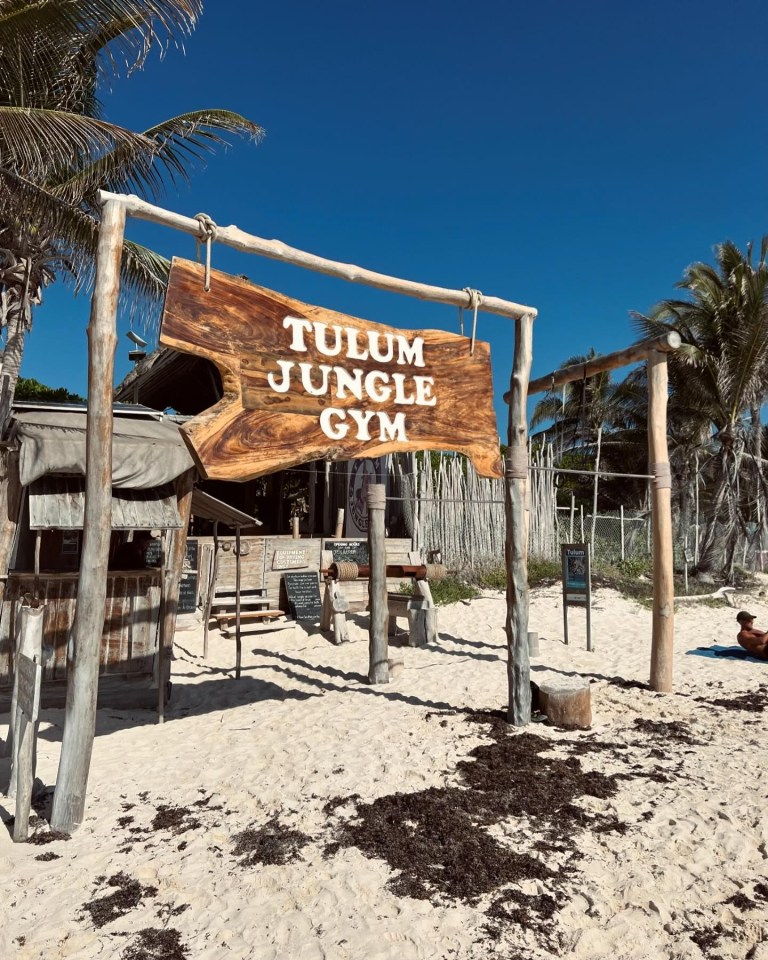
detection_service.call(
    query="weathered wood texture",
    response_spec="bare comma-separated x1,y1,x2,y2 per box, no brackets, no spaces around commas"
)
196,535,412,619
648,350,675,692
535,680,592,730
0,573,161,687
0,451,22,610
8,606,43,798
12,611,43,841
102,191,537,322
505,314,534,726
52,199,125,834
160,259,503,479
524,332,682,397
367,485,389,683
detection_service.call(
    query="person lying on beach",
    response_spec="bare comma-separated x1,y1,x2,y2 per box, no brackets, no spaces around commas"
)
735,611,768,659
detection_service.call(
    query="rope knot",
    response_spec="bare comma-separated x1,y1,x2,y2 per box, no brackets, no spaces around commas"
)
462,287,483,356
194,212,218,291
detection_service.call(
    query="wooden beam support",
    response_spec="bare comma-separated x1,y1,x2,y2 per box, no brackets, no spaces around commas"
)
512,331,682,399
99,191,537,322
648,348,675,692
505,313,534,726
51,198,125,834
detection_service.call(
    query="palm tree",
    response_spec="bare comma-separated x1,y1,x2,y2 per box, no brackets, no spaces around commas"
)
631,238,768,577
531,348,619,546
0,0,263,426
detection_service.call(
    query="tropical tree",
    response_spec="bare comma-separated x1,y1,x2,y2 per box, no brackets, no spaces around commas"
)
631,238,768,577
0,0,263,426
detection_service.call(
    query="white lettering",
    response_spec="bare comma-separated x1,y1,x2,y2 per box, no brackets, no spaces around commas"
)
348,408,376,440
379,411,408,442
369,331,394,363
267,359,294,393
334,366,364,400
391,373,416,405
283,316,313,352
346,328,369,361
319,407,349,440
413,375,437,406
314,322,343,357
396,335,425,368
364,370,392,403
299,362,332,396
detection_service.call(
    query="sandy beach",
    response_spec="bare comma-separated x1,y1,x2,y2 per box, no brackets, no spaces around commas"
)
2,582,768,960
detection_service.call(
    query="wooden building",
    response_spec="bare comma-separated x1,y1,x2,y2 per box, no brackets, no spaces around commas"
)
0,402,196,708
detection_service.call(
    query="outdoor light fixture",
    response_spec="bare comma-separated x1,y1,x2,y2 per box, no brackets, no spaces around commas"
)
127,329,148,348
126,330,148,403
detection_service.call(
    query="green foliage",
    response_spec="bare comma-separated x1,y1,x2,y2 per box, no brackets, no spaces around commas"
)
400,577,479,605
15,377,85,404
527,558,561,587
615,556,652,579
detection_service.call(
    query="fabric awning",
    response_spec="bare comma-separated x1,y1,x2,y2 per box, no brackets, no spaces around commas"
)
29,476,183,530
13,410,195,489
190,488,262,528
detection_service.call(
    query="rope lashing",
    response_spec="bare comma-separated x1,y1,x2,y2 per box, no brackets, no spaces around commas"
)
335,561,359,582
194,212,218,291
462,287,483,355
505,446,529,480
653,461,672,490
424,563,448,581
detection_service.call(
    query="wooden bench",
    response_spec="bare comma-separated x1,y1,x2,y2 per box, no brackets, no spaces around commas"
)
211,587,271,614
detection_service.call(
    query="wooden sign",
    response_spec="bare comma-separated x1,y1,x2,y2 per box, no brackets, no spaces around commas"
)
272,548,309,570
324,539,369,565
283,572,323,621
160,259,503,480
17,653,42,723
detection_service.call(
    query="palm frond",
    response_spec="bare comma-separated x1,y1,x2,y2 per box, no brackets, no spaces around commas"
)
53,108,264,202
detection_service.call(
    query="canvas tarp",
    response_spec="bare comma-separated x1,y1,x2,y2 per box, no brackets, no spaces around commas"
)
13,411,195,489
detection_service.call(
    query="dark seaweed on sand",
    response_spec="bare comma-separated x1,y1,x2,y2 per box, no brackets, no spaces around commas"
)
232,817,311,867
151,805,201,836
82,872,158,928
329,713,624,906
696,690,768,713
26,830,71,846
122,927,188,960
632,718,701,744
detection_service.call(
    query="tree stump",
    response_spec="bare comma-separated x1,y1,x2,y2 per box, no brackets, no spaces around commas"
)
534,680,592,730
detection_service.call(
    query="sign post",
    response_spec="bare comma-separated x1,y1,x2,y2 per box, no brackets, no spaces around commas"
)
561,543,592,651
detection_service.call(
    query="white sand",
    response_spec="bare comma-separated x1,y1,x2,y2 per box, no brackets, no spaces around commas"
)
3,583,768,960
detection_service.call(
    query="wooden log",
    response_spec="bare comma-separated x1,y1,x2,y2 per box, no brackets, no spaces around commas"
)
367,484,389,683
521,332,682,398
51,198,126,835
505,313,534,726
527,631,540,657
535,680,592,730
648,349,675,692
9,605,44,798
101,191,537,322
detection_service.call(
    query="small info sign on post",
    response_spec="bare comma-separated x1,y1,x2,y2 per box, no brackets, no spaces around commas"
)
561,543,593,651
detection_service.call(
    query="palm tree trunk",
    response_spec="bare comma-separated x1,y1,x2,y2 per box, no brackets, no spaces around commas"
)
0,308,27,432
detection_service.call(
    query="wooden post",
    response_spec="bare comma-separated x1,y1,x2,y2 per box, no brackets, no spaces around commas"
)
51,198,125,834
505,313,534,726
648,349,675,692
367,484,389,684
620,504,625,562
157,539,167,724
334,509,344,538
235,526,242,679
159,467,195,714
203,520,219,658
13,639,42,842
9,604,44,799
291,516,300,539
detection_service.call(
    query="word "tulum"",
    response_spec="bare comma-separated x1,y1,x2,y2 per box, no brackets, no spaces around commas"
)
265,317,437,443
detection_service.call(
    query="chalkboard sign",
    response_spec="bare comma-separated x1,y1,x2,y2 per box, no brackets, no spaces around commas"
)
145,537,162,567
283,571,322,621
178,539,199,613
324,539,369,565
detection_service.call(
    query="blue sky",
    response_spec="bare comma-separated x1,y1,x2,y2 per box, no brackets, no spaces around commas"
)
27,0,768,431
